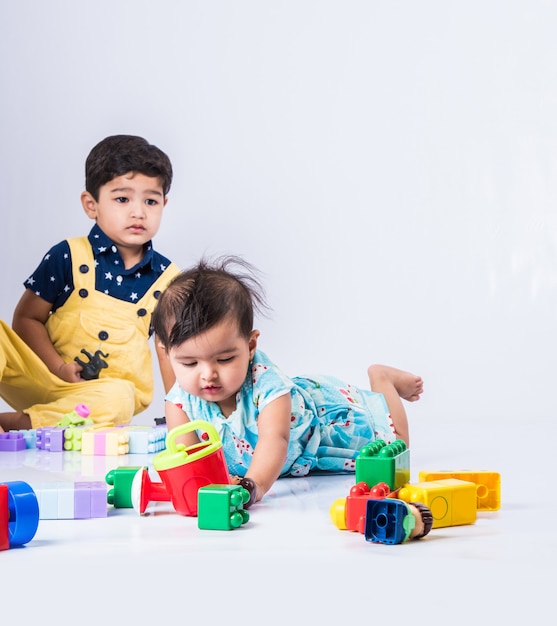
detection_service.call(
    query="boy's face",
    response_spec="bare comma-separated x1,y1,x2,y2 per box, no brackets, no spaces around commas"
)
81,172,167,256
167,318,260,418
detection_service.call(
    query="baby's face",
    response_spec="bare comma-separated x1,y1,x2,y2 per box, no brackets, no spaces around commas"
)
167,318,259,417
82,172,166,256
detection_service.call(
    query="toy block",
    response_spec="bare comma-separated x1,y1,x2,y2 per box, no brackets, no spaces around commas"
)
330,481,393,533
0,431,26,452
76,482,107,518
418,470,501,511
63,422,114,451
127,426,167,454
56,403,92,427
106,466,145,508
36,427,66,452
197,484,250,530
364,498,420,545
0,481,40,547
0,484,9,551
398,478,477,528
355,439,410,490
34,482,107,519
10,429,37,448
104,429,130,455
81,427,129,456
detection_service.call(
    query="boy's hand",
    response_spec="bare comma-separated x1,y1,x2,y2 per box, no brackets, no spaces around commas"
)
57,361,84,383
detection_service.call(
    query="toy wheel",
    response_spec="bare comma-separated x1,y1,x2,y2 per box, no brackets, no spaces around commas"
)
5,481,39,546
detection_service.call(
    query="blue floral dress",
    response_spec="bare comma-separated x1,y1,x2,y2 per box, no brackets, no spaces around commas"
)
164,349,396,477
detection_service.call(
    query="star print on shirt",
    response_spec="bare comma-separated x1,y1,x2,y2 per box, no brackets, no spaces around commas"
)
105,272,113,280
130,292,138,301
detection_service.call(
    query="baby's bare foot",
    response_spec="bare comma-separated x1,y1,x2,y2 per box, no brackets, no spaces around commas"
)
368,364,423,402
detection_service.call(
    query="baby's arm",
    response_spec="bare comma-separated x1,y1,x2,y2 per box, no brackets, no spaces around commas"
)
154,337,176,393
164,401,200,448
243,393,291,502
12,289,82,382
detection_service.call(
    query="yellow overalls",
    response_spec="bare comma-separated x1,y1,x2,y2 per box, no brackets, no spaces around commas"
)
0,236,180,428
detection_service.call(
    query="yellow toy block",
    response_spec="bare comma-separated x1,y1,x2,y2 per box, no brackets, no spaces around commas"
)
81,427,129,456
418,470,501,511
397,478,477,528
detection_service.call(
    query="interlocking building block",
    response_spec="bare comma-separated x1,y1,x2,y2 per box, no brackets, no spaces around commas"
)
36,427,66,452
0,432,27,452
127,426,167,454
63,422,114,451
10,429,37,448
330,481,392,533
198,484,250,530
81,428,129,456
0,485,9,551
364,498,419,545
34,482,108,519
398,478,477,528
106,467,145,508
0,481,40,547
418,470,501,511
355,440,410,490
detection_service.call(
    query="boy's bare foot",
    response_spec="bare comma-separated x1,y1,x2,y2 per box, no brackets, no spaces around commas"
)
367,364,423,402
0,411,32,432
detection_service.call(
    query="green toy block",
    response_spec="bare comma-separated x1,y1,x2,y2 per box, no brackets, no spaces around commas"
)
106,466,145,508
355,439,410,490
197,484,250,530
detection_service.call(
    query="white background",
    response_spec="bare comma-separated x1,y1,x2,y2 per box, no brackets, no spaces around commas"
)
1,1,555,430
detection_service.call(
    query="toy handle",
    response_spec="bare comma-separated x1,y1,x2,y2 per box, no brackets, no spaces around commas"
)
165,420,221,455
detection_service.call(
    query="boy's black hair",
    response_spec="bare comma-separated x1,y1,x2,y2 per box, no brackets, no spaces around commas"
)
85,135,173,200
152,255,269,349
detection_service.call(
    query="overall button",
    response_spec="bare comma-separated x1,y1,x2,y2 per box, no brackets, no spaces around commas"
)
98,331,109,341
79,264,89,274
79,289,88,298
137,308,147,317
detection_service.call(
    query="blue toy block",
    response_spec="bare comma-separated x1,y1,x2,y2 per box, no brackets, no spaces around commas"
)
127,426,167,454
364,498,417,545
10,429,37,448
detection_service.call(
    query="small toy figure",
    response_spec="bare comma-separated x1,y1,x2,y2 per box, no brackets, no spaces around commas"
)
74,349,109,380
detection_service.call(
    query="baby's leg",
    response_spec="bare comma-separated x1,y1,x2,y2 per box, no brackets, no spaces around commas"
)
0,411,32,432
367,364,423,447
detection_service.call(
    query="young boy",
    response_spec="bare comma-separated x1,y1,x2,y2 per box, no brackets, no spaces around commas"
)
0,135,180,432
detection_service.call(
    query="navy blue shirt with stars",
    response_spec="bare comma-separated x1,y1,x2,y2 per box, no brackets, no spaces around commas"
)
24,224,173,312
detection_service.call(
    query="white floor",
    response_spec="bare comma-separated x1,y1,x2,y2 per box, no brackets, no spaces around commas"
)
1,415,554,625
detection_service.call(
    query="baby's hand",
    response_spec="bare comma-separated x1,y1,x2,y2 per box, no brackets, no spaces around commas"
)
57,362,84,383
231,476,260,509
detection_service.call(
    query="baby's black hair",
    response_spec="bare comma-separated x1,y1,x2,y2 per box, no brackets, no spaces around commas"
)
153,255,269,349
85,135,173,200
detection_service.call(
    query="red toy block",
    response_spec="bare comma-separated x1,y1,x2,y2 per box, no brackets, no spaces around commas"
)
0,485,9,551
